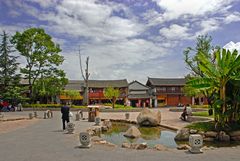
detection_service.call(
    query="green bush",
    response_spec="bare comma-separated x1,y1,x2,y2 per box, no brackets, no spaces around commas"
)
23,104,61,108
71,105,87,109
23,104,88,109
104,103,133,109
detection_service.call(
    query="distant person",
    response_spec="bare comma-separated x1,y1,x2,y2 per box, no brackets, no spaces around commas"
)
61,102,70,130
180,105,187,121
186,104,192,116
17,102,23,111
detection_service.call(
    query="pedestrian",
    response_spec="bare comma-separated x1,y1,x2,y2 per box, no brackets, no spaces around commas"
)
61,102,70,130
180,105,187,121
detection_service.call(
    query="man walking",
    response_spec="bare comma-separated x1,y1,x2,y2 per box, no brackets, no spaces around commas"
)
61,102,70,130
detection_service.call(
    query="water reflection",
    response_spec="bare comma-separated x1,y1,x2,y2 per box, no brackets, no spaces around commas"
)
101,122,177,148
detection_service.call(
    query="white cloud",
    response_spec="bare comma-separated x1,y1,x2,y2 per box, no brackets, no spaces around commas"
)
37,0,144,41
61,38,169,82
159,24,191,40
224,12,240,24
153,0,235,20
195,18,220,36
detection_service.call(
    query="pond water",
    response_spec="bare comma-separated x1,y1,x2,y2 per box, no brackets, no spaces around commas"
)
101,122,178,148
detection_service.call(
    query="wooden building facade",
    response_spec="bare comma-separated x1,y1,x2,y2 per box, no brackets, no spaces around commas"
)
146,78,192,107
128,80,151,107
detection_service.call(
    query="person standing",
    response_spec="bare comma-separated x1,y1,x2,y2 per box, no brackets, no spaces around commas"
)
61,102,70,130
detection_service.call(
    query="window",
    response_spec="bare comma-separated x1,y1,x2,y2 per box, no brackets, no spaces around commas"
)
171,87,175,91
159,87,166,91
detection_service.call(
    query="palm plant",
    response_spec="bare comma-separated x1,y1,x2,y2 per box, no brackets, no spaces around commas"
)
186,49,240,128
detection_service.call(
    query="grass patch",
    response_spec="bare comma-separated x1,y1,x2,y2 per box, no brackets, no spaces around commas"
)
186,121,240,132
192,111,213,118
186,121,215,131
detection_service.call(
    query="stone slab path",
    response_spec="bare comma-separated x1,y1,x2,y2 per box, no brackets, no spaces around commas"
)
0,111,240,161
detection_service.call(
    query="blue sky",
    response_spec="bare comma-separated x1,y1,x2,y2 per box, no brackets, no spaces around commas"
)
1,0,240,83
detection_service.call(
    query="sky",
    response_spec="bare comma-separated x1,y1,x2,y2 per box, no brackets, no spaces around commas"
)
1,0,240,83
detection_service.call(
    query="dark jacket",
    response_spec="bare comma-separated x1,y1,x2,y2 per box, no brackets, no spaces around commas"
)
61,105,70,120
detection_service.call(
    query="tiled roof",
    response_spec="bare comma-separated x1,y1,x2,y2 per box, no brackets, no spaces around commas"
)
128,80,150,90
65,79,128,90
147,78,186,86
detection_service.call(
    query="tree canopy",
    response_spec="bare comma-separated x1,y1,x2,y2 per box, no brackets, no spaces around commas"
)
0,31,21,102
11,28,64,101
104,87,120,108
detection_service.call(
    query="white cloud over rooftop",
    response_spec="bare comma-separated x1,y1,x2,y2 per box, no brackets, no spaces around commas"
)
1,0,240,83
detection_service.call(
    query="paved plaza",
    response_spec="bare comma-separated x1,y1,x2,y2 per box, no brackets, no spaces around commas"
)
1,110,240,161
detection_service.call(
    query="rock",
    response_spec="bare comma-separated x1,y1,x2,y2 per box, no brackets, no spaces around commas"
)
86,128,95,136
174,128,190,141
229,130,240,137
122,142,131,148
99,140,107,144
123,126,141,138
154,144,168,151
190,129,198,134
137,108,161,126
218,131,230,142
231,136,240,141
205,131,218,138
91,136,103,142
101,126,109,132
136,143,147,150
103,120,112,129
203,137,215,142
201,146,215,151
177,144,190,150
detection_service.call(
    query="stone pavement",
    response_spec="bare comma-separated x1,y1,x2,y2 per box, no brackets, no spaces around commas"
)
1,110,240,161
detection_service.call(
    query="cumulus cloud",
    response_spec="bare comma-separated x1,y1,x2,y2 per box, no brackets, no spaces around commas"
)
159,24,191,40
153,0,235,20
1,0,240,82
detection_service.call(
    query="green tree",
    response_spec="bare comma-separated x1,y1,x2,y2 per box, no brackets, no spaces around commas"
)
33,70,68,103
184,35,219,110
0,31,21,102
11,28,63,102
104,87,120,109
184,35,216,77
61,90,81,105
187,49,240,128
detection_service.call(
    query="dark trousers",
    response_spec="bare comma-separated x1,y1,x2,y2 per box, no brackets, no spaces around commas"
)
62,118,69,130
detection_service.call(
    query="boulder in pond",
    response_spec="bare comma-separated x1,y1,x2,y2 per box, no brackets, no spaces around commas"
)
137,108,161,126
174,128,190,141
123,126,141,138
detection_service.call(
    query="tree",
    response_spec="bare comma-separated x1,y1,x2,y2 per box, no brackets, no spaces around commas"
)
184,35,216,77
104,87,120,109
0,31,21,102
61,90,81,105
33,70,68,103
186,49,240,128
11,28,63,102
183,35,218,108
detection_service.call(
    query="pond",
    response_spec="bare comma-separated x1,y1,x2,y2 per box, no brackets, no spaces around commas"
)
101,122,178,148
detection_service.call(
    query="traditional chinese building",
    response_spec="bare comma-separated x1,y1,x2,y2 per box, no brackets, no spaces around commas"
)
146,78,192,107
60,79,128,105
128,80,151,107
87,79,128,104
